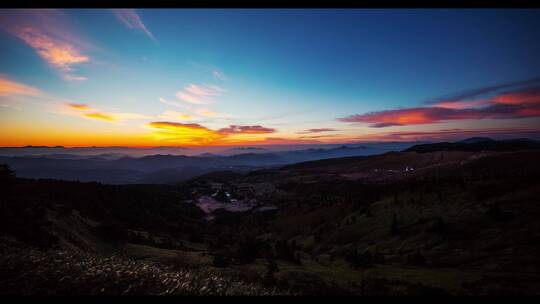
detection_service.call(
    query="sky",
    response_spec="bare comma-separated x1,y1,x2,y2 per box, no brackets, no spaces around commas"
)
1,8,540,147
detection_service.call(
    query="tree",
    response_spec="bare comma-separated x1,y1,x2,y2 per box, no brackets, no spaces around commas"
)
407,248,426,266
389,213,399,236
364,206,372,218
263,255,279,285
433,216,445,233
346,247,373,269
374,248,385,264
212,254,230,267
237,235,257,263
0,164,15,179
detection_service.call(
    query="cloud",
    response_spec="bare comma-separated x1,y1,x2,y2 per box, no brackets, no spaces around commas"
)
213,69,226,80
59,102,150,124
17,27,90,70
175,91,209,105
0,9,91,80
62,75,88,81
298,134,341,139
147,121,276,145
353,128,540,142
176,84,224,105
147,121,225,145
112,9,157,43
218,125,276,135
159,110,193,121
67,103,92,110
185,84,224,96
297,128,337,134
256,137,324,145
159,96,221,120
80,111,150,123
148,121,208,130
0,103,22,111
426,76,540,105
194,108,217,117
340,83,540,128
114,113,152,120
84,112,116,122
159,97,188,109
0,75,42,97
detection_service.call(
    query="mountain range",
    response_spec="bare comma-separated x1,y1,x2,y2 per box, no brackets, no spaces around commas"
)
1,138,538,184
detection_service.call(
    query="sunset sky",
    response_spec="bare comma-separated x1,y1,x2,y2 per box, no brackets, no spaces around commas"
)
1,9,540,147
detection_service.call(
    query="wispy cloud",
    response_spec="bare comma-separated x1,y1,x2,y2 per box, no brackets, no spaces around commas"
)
213,69,226,80
59,102,150,124
67,103,92,110
340,79,540,128
159,97,188,109
296,128,337,134
194,108,217,117
0,103,22,111
175,91,209,105
298,134,341,139
347,128,540,142
62,75,88,81
84,112,115,122
112,9,157,44
159,97,221,120
0,9,91,81
185,83,223,96
159,110,193,121
0,75,42,97
425,76,540,105
16,26,89,71
218,125,276,135
176,84,224,105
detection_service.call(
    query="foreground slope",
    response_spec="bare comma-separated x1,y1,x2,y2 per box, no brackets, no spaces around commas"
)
1,147,540,294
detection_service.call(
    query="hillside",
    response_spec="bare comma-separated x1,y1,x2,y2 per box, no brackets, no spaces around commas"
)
1,148,540,294
180,149,540,294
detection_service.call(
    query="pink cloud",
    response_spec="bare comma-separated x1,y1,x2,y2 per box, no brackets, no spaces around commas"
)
112,9,157,43
360,128,540,142
0,9,91,80
0,75,42,97
176,84,224,105
340,86,540,127
185,84,224,96
176,91,210,105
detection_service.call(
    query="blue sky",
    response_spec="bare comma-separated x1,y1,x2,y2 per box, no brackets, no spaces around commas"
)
1,9,540,146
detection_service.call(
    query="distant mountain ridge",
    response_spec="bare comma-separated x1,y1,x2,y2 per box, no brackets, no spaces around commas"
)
0,144,408,184
7,138,533,184
404,137,540,153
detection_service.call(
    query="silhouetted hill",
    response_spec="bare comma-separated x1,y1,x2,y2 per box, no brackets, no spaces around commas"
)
456,137,495,144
